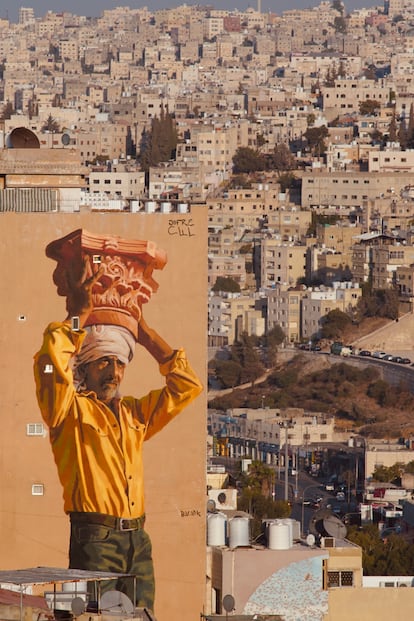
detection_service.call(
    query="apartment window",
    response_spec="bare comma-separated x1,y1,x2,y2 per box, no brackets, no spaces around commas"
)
327,571,353,588
32,484,44,496
27,423,45,436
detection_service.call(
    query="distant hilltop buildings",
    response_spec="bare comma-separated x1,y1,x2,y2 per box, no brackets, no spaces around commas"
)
1,2,414,344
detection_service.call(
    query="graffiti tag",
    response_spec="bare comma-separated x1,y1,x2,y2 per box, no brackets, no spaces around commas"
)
168,219,195,237
180,509,202,518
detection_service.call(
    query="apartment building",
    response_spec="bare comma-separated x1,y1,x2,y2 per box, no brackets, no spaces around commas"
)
266,284,306,343
260,238,307,288
208,253,247,289
301,283,362,340
321,77,392,116
352,232,414,288
87,165,145,200
208,292,265,346
301,170,414,210
368,147,414,173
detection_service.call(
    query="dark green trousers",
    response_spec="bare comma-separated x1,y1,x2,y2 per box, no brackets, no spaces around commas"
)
69,520,155,611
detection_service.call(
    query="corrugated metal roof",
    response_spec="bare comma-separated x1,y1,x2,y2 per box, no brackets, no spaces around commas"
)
0,188,58,212
0,588,49,610
0,567,131,586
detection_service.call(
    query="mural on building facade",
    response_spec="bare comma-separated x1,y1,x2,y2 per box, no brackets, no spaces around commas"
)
244,556,329,621
33,228,203,612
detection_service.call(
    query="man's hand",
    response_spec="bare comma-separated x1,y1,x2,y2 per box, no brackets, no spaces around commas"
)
65,258,104,327
138,314,175,365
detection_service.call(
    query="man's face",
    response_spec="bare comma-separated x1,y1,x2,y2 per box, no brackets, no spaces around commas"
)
83,355,126,404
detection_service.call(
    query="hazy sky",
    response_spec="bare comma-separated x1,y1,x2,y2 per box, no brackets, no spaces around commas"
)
3,0,380,24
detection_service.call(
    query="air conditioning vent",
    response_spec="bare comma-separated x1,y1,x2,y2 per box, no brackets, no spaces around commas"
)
322,537,335,548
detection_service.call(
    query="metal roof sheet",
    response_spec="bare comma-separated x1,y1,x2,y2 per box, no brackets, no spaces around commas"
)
0,567,131,586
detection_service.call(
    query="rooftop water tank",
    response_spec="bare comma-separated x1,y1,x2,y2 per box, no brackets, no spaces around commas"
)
229,516,250,548
207,512,226,547
268,521,291,550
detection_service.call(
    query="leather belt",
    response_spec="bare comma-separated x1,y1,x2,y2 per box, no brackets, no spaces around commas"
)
70,512,145,532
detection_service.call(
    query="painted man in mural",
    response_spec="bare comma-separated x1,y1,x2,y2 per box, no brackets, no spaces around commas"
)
33,229,203,612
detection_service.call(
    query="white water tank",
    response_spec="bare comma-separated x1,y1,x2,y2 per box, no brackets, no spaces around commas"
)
145,201,156,213
282,518,297,545
177,203,188,213
229,516,250,548
160,201,172,213
207,512,226,546
268,521,291,550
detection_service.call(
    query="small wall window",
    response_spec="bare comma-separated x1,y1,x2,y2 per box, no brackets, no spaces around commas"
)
327,570,354,588
32,484,44,496
27,423,45,436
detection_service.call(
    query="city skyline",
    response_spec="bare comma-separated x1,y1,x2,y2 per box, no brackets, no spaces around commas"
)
4,0,381,25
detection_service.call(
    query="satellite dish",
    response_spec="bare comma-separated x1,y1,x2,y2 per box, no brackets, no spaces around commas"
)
71,596,86,616
309,508,333,537
61,133,71,146
323,516,347,539
306,533,316,547
207,499,216,512
222,594,235,612
100,590,135,615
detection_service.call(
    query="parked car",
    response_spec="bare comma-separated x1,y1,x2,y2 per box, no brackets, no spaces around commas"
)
391,356,403,364
400,358,411,364
382,354,394,361
359,350,371,357
372,351,387,359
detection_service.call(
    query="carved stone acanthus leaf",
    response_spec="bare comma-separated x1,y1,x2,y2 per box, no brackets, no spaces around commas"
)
46,228,167,339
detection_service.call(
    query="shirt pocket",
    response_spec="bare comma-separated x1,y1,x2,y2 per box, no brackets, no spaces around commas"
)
80,408,111,438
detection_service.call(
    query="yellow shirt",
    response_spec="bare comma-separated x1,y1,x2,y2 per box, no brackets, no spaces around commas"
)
33,322,203,518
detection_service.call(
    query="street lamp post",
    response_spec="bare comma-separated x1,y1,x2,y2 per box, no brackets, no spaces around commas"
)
279,420,294,502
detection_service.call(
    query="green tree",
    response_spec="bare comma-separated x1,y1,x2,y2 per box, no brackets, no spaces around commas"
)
41,114,60,133
214,359,242,388
359,99,380,116
332,0,344,12
232,146,267,173
263,325,286,366
388,111,398,142
237,461,291,538
320,309,352,339
372,463,403,483
347,524,414,575
357,289,399,320
138,107,178,172
406,103,414,148
271,143,297,172
212,276,241,293
1,100,14,120
333,15,347,33
304,125,329,156
231,333,266,385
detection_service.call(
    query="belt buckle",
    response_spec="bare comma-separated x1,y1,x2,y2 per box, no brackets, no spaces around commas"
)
119,518,135,531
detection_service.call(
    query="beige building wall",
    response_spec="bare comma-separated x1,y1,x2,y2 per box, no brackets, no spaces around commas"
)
0,210,207,621
325,586,414,620
301,171,414,210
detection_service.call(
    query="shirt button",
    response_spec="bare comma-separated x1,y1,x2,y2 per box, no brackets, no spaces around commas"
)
131,502,135,506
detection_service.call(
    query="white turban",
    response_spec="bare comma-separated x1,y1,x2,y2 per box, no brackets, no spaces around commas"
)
75,324,136,368
73,324,136,391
